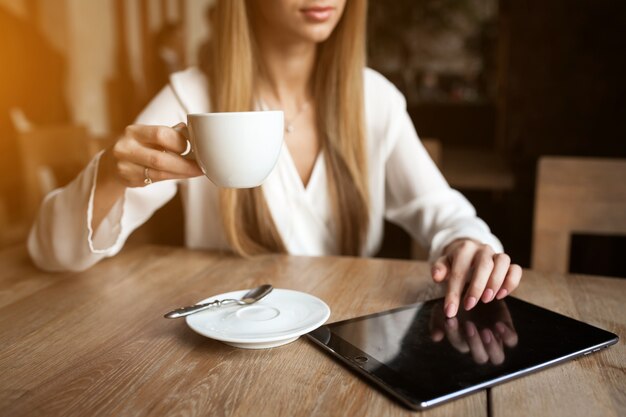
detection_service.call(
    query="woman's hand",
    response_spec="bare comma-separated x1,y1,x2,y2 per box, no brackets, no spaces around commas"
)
103,123,202,187
431,239,522,318
92,123,202,232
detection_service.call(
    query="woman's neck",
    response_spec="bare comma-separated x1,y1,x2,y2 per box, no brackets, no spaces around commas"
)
255,34,316,110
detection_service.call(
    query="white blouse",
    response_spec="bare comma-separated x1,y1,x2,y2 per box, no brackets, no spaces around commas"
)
28,67,502,272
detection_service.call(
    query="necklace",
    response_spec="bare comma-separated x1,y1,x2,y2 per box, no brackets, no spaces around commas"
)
259,98,309,134
284,101,309,134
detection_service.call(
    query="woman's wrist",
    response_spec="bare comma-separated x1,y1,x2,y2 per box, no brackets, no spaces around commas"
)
92,149,126,231
97,149,126,193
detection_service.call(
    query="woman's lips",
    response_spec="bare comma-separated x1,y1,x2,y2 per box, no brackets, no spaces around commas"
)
300,6,334,23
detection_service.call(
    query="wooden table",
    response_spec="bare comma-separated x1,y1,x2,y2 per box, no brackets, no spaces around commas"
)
0,245,623,417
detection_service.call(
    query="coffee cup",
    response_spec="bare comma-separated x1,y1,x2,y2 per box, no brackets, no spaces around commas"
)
186,111,284,188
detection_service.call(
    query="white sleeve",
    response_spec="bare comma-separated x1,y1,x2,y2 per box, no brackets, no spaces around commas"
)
27,85,186,271
383,93,503,261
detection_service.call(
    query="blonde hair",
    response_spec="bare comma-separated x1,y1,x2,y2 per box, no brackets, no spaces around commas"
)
205,0,369,256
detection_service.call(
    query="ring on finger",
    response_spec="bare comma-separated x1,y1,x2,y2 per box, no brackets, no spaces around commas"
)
144,167,153,185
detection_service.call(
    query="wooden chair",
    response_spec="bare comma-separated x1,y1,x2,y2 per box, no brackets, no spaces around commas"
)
440,145,515,192
0,197,29,248
17,125,92,220
532,156,626,273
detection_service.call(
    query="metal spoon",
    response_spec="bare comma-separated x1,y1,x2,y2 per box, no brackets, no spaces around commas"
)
164,284,273,319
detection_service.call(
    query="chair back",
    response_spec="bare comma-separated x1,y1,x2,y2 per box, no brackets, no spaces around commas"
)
532,156,626,273
18,125,91,218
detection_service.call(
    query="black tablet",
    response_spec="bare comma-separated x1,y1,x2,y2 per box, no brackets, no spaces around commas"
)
306,296,618,410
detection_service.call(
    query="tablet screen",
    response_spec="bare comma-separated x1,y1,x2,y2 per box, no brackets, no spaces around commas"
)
307,297,618,410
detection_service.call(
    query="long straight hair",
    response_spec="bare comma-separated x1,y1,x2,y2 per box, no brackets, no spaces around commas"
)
204,0,369,256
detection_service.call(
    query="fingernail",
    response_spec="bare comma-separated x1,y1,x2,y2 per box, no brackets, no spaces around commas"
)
465,296,477,310
445,303,457,318
482,288,494,302
465,321,475,337
496,289,508,299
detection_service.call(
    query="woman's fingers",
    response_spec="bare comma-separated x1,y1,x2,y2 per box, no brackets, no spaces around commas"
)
116,161,195,187
172,123,193,157
444,242,474,318
114,136,202,178
139,146,202,176
463,245,495,311
431,255,449,283
105,123,202,191
431,239,522,318
126,124,189,154
481,253,510,303
496,264,523,299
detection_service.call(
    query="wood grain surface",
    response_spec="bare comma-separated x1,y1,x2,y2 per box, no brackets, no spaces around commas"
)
0,245,623,417
532,157,626,273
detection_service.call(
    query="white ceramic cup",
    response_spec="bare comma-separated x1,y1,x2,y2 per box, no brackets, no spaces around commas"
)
186,111,284,188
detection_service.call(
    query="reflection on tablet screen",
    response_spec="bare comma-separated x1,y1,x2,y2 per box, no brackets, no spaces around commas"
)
334,300,518,368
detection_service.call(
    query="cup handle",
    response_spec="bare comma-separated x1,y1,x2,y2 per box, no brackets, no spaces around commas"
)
181,139,194,160
172,123,195,160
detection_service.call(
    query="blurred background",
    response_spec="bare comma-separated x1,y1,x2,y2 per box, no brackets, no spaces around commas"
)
1,0,625,277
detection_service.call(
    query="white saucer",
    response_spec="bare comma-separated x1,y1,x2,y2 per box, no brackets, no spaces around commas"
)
185,288,331,349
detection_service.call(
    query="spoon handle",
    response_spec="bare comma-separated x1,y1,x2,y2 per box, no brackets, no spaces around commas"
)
164,299,236,319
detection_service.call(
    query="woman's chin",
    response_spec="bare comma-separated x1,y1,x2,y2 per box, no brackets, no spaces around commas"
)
297,26,336,44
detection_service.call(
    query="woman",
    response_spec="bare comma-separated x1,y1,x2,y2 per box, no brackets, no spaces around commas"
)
28,0,521,319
